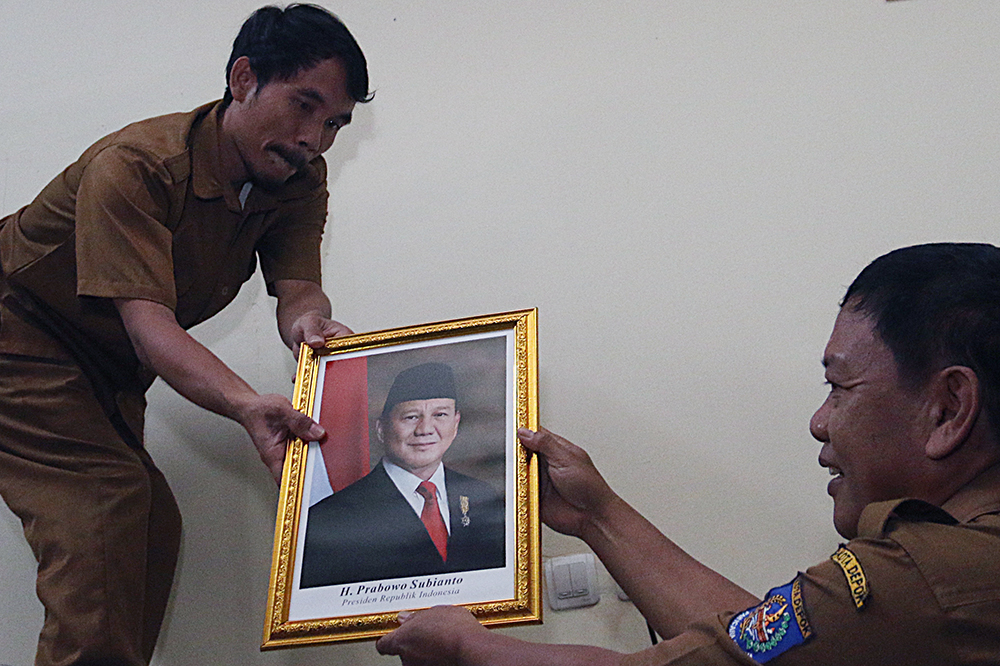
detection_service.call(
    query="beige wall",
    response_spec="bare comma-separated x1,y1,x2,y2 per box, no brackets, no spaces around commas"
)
2,1,999,664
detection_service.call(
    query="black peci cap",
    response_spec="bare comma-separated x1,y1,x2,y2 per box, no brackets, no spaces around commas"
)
380,362,457,418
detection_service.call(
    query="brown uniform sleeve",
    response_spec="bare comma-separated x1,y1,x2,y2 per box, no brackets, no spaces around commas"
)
620,534,949,666
258,161,329,292
620,616,757,666
74,145,177,308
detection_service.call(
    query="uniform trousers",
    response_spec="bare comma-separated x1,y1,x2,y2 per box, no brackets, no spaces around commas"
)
0,351,181,666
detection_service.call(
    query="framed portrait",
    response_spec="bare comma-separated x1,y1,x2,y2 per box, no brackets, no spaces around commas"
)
262,309,541,648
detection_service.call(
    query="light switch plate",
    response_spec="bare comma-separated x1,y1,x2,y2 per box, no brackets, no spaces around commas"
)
544,553,600,610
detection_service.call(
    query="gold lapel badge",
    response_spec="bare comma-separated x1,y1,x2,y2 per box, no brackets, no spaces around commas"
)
460,495,471,526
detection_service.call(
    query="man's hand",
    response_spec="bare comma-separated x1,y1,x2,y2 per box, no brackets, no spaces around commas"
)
116,297,326,484
287,311,353,356
517,427,619,538
376,606,485,666
520,427,760,641
236,393,325,483
273,279,352,357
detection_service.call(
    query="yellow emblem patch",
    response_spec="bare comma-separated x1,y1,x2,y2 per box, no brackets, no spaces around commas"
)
790,578,812,639
830,546,869,609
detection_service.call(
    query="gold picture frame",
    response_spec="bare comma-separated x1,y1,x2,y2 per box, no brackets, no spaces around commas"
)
262,309,541,649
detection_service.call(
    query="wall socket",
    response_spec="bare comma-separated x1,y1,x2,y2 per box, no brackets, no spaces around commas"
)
544,553,600,610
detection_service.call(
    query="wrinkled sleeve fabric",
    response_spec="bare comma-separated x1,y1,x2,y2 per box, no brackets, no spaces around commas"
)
621,537,947,665
259,163,328,292
74,145,177,308
621,616,757,666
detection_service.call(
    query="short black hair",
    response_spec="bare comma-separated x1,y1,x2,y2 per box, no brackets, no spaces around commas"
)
224,3,372,106
843,242,1000,442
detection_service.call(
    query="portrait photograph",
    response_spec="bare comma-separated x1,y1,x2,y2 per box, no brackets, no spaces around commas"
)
263,310,540,648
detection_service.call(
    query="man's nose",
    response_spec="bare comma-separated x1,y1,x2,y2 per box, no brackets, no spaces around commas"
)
414,416,433,435
809,401,829,442
297,121,323,153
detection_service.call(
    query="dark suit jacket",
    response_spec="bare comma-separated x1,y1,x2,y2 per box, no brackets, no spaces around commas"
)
300,464,505,588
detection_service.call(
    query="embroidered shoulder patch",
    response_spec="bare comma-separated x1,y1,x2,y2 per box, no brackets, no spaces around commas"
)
830,545,869,609
728,578,813,663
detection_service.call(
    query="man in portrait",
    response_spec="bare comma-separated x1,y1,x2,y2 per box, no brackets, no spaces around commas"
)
300,361,506,588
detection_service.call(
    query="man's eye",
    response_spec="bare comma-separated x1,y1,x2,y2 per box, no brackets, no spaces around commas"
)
325,119,342,130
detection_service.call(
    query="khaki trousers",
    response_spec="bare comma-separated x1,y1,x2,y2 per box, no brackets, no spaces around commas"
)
0,352,181,666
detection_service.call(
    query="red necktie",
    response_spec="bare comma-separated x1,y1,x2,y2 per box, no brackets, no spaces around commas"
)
416,481,448,562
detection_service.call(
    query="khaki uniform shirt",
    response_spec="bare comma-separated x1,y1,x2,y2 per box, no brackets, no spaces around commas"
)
623,471,1000,665
0,101,328,438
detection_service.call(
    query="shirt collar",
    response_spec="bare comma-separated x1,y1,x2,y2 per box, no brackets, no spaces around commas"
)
941,462,1000,523
382,458,447,495
189,101,228,203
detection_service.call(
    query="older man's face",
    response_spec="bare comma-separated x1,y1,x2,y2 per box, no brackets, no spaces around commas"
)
809,305,934,538
379,399,460,480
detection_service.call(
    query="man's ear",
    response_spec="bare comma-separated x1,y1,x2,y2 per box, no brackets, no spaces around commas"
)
228,56,258,103
926,365,980,460
375,419,384,444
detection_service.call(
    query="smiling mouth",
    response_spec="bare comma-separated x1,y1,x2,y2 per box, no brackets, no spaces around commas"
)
819,454,844,481
822,462,844,497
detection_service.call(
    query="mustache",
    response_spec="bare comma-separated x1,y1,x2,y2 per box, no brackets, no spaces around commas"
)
268,145,309,170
